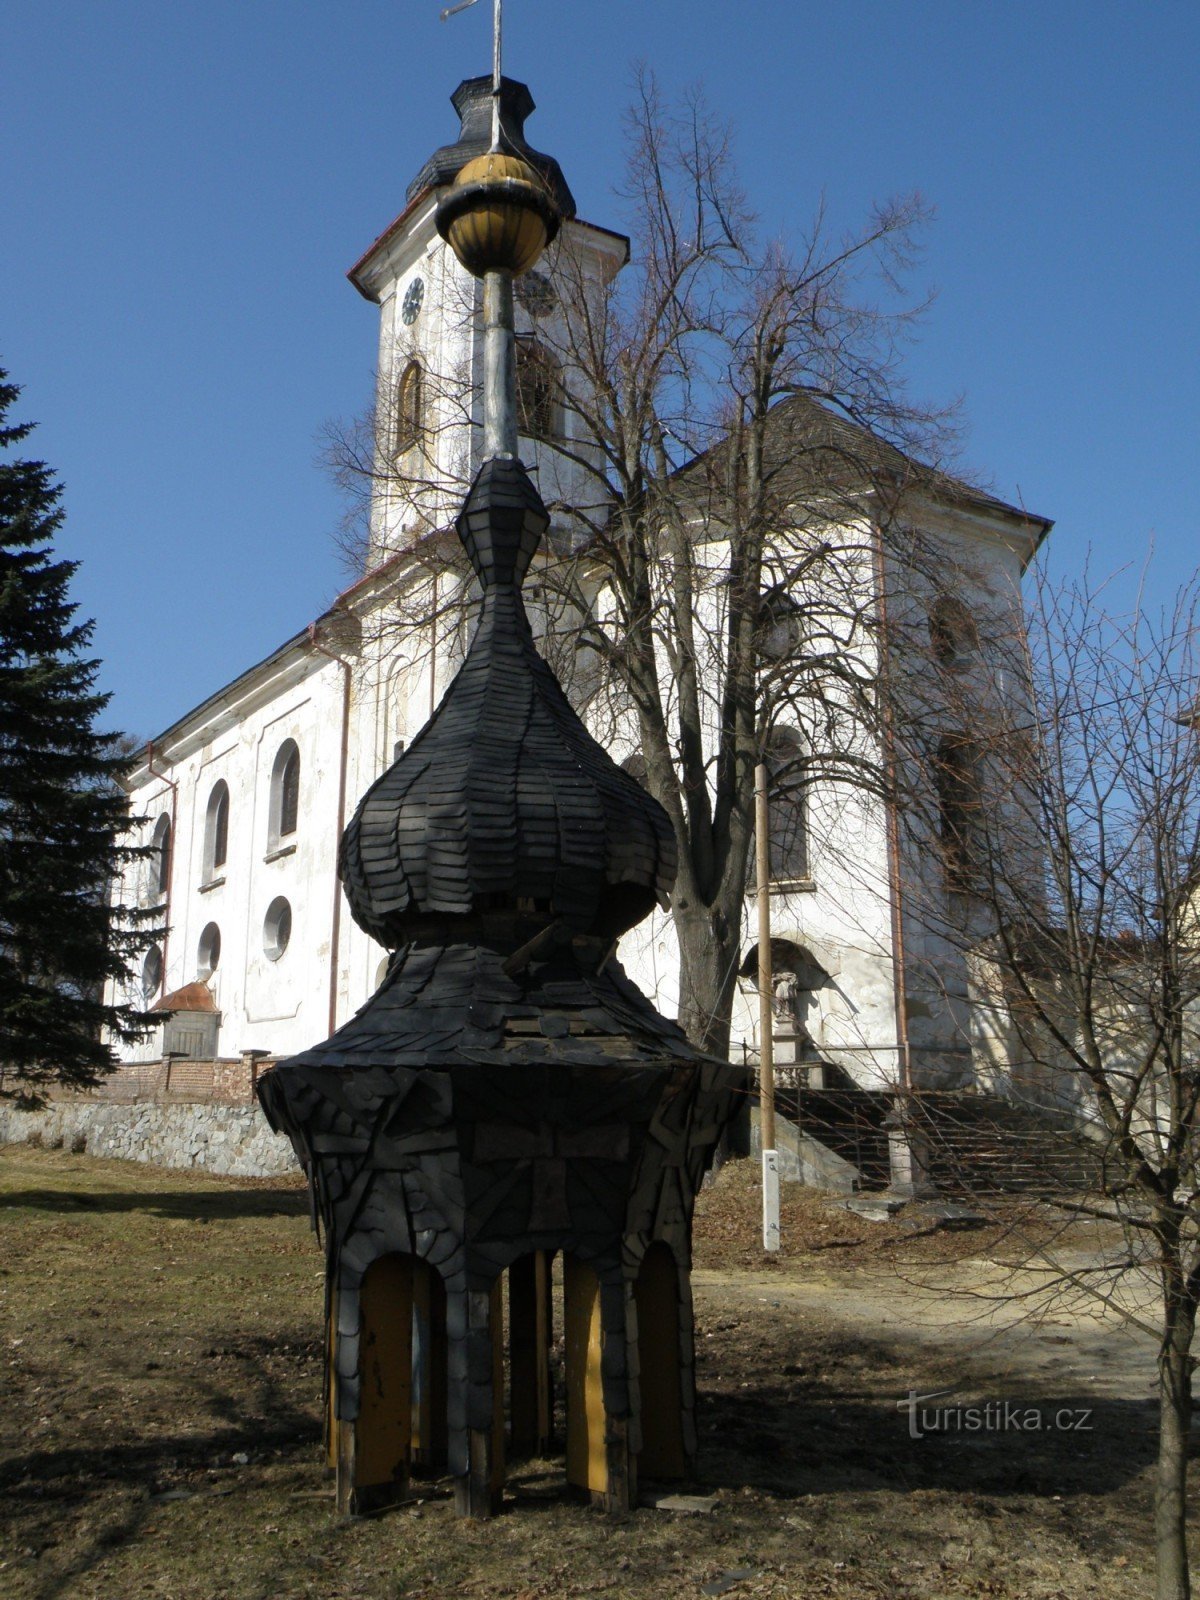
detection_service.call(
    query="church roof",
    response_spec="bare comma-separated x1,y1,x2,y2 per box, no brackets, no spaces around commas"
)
674,391,1052,543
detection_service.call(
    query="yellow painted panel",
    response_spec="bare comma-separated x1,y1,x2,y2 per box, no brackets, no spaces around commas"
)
564,1255,607,1495
356,1254,413,1490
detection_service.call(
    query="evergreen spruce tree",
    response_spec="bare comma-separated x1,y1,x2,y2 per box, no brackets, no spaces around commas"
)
0,370,154,1104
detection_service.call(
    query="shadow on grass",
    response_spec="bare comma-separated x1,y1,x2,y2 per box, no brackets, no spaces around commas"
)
0,1186,310,1221
1,1341,322,1600
1,1379,1157,1598
693,1383,1156,1501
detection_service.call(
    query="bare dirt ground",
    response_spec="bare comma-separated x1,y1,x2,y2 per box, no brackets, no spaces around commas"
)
0,1146,1171,1599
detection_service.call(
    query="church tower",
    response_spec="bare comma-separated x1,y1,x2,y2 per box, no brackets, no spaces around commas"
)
348,76,629,570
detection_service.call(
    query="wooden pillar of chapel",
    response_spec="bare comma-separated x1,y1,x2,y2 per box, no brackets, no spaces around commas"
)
411,1260,449,1474
336,1253,414,1517
454,1278,506,1519
509,1250,554,1457
634,1244,687,1480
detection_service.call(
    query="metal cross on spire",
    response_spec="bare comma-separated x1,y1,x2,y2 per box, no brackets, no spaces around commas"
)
440,0,503,150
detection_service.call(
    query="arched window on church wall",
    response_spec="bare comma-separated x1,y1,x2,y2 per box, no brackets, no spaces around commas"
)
395,359,423,454
150,814,171,902
269,741,301,850
202,780,229,882
763,727,810,884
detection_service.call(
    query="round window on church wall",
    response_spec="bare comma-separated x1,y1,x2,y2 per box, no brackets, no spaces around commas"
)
264,897,292,961
197,922,221,979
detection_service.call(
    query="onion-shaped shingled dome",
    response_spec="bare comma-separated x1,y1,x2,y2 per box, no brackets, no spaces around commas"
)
339,459,676,947
407,76,576,220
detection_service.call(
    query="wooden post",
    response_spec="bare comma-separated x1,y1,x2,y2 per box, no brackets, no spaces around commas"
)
756,762,781,1252
325,1300,338,1470
411,1261,448,1473
634,1243,686,1480
490,1275,506,1497
455,1285,504,1518
509,1250,553,1456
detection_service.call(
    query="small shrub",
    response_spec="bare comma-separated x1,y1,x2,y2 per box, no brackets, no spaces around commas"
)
25,1130,43,1149
48,1132,64,1150
69,1130,88,1155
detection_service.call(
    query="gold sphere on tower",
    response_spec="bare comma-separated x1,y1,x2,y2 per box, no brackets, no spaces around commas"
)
436,151,560,278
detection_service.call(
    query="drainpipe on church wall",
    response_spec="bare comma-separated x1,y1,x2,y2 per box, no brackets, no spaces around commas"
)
307,622,353,1037
144,742,178,1000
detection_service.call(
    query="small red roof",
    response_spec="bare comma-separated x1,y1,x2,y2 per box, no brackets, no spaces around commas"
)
151,982,217,1014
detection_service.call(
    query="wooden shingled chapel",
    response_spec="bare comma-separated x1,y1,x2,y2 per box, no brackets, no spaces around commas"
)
257,40,741,1518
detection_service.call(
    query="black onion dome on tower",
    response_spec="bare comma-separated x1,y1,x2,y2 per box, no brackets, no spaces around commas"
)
339,459,675,947
407,76,576,219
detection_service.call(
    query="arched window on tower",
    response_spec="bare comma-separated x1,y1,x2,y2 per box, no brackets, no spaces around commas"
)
935,733,984,892
929,595,979,669
763,727,811,885
516,340,560,439
202,780,229,882
394,359,423,454
387,657,412,767
269,740,301,850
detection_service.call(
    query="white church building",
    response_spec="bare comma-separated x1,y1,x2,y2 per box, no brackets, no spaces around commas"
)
107,76,1051,1100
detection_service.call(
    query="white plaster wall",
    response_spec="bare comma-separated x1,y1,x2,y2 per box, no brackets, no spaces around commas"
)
113,643,378,1062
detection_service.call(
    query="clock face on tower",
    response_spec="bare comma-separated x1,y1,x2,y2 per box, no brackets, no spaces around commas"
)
517,270,556,318
401,276,425,326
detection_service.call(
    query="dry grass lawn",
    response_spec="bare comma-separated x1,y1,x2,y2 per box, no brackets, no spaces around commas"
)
0,1145,1169,1598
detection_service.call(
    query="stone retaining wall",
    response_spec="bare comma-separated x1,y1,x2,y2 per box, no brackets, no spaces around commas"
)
0,1099,297,1179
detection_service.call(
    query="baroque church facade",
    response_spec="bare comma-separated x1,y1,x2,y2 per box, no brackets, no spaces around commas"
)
106,77,1051,1098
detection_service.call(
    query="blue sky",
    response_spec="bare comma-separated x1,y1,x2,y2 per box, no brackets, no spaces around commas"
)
6,0,1197,741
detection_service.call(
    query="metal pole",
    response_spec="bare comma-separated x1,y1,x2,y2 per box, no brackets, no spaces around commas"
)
491,0,502,150
483,271,518,460
755,761,780,1252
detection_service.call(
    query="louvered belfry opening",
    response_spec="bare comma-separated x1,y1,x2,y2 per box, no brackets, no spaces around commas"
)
257,76,741,1520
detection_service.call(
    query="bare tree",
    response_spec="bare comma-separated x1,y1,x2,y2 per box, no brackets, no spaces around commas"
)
324,73,964,1061
923,564,1200,1600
